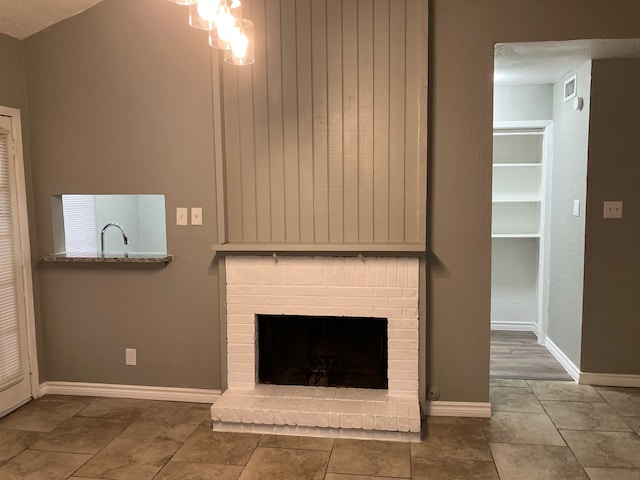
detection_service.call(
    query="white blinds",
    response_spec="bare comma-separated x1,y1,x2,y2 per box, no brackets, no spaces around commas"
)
0,131,23,392
62,195,97,253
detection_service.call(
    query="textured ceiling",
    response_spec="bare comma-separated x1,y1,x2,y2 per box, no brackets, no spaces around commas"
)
0,0,103,40
495,39,640,86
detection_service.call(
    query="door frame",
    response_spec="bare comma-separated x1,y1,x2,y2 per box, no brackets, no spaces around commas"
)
0,105,40,400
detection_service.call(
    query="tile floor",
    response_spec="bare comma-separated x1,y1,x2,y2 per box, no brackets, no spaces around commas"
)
0,381,638,479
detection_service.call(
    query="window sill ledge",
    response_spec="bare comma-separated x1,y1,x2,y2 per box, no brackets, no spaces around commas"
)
41,253,173,265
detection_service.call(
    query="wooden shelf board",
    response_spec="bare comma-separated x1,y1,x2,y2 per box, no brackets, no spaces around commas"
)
211,243,427,254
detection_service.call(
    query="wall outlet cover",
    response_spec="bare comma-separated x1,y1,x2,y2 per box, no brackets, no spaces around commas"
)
603,201,623,219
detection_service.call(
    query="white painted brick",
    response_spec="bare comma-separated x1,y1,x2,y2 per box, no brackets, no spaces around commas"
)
314,286,376,297
228,372,256,384
390,319,419,330
228,381,255,390
388,349,419,361
227,324,256,335
397,259,408,287
390,369,419,381
402,288,418,299
398,415,410,433
372,308,404,319
227,343,255,355
328,413,341,429
273,410,286,426
228,363,255,373
374,287,403,298
375,263,387,287
408,271,418,288
410,417,421,433
365,262,377,286
402,308,419,319
388,379,419,392
227,334,254,345
388,339,419,350
389,297,420,308
344,261,356,286
227,314,255,324
388,360,417,371
387,329,419,340
386,416,399,432
386,261,398,287
227,305,262,315
342,307,377,318
374,415,387,431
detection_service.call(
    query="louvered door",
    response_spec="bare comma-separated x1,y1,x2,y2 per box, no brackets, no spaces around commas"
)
0,114,32,416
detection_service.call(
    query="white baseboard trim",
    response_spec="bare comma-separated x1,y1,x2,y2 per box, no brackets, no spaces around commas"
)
39,382,221,404
544,337,580,382
579,373,640,388
427,401,491,418
491,322,539,336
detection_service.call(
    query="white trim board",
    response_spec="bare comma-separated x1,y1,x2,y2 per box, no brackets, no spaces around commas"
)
491,322,539,336
427,401,491,418
39,382,221,404
544,337,580,382
579,373,640,388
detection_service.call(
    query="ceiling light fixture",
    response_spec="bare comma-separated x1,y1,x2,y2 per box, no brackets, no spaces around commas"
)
169,0,255,66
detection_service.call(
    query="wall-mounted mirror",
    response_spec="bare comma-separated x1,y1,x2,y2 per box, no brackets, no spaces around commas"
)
51,194,167,256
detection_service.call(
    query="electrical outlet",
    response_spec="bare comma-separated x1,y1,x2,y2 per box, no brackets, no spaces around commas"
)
603,201,623,219
125,348,136,366
191,207,203,226
176,207,188,226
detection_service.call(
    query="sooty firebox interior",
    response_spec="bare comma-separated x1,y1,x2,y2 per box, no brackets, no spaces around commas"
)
258,315,388,389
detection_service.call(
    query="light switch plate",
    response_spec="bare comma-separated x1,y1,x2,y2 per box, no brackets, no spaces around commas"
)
191,207,203,226
125,348,136,366
176,207,188,226
603,201,623,219
573,200,580,217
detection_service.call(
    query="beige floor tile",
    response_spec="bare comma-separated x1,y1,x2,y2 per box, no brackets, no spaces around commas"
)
562,430,640,468
0,449,91,480
597,388,640,417
138,401,211,425
0,429,43,464
31,416,129,455
0,399,87,433
172,426,260,466
239,446,329,480
40,394,96,405
259,434,334,451
74,436,181,480
528,381,603,402
490,443,588,480
76,397,161,421
624,416,640,434
484,412,565,446
119,419,200,443
490,387,545,413
325,475,402,480
426,416,486,425
543,401,632,431
154,461,243,479
584,467,640,479
411,423,492,461
328,439,411,478
412,457,499,480
490,379,529,388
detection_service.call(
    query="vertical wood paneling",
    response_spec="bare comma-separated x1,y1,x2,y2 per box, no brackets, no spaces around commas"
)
281,0,300,242
266,0,285,241
388,0,406,243
326,0,343,243
296,0,314,242
357,0,374,243
251,0,271,242
220,0,427,247
403,0,422,243
238,0,257,241
312,0,329,243
373,0,390,242
341,0,359,243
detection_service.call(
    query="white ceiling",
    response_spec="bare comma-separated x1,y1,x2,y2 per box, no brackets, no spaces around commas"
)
0,0,103,40
495,39,640,86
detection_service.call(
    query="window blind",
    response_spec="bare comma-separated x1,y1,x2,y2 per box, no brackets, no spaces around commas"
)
0,131,23,392
62,195,97,253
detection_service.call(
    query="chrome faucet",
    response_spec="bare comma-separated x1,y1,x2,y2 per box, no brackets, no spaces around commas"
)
100,222,129,257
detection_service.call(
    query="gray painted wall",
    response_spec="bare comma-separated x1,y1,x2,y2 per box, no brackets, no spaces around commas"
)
429,0,640,402
24,0,221,389
1,0,639,401
546,62,592,366
494,85,553,123
0,34,25,110
581,58,640,375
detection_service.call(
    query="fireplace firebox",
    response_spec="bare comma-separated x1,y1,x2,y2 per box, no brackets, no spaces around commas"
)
258,315,388,389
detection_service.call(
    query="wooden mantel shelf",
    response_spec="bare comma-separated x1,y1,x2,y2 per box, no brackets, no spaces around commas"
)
211,243,427,255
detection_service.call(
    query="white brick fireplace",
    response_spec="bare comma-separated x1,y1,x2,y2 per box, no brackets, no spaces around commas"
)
211,255,421,441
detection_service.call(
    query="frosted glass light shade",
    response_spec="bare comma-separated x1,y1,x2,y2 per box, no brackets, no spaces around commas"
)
189,0,221,30
223,19,254,66
167,0,194,5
